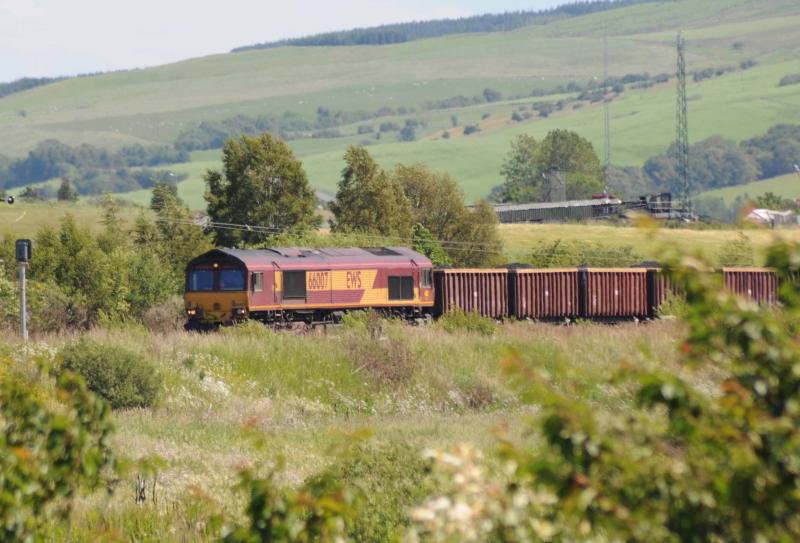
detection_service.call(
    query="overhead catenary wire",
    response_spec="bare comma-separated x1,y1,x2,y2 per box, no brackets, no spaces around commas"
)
151,215,653,265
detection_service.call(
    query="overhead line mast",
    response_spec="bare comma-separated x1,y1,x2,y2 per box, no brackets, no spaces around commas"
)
603,26,611,189
676,32,691,211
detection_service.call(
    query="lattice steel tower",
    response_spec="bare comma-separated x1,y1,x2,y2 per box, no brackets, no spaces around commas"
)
603,27,611,189
675,32,690,210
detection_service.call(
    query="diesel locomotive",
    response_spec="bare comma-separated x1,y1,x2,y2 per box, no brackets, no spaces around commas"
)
184,247,434,326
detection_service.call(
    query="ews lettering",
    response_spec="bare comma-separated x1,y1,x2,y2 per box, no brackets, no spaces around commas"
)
346,271,362,289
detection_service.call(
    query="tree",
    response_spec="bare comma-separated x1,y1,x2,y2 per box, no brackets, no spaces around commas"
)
399,122,416,142
483,88,502,103
394,163,501,267
411,223,451,266
56,178,79,201
150,181,181,212
394,164,466,240
448,201,502,268
204,134,319,246
645,137,760,193
743,124,800,179
19,186,45,200
498,134,540,203
753,191,798,211
144,183,212,281
536,129,603,199
330,146,413,237
606,165,655,199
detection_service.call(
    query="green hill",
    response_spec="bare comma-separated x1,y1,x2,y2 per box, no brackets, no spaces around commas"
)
699,172,800,205
1,0,800,206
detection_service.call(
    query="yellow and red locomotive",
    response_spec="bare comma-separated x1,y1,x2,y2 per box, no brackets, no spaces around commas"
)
184,247,434,326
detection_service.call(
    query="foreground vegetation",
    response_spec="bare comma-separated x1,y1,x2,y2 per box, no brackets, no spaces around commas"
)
0,316,696,541
3,236,799,541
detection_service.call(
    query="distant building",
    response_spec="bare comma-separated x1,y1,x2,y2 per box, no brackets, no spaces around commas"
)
745,208,798,226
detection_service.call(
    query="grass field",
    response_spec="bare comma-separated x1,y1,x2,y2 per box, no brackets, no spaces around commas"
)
2,0,800,204
1,318,713,541
699,172,800,205
499,222,800,264
0,200,147,239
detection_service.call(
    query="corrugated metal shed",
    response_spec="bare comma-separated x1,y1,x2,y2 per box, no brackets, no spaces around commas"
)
490,198,622,224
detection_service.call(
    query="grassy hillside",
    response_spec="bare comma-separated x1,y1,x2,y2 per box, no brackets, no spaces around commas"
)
699,172,800,205
2,0,800,204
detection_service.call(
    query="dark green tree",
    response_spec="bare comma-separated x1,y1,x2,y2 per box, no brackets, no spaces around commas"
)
150,181,181,212
394,163,501,267
536,129,603,199
411,223,452,266
753,191,798,211
204,134,319,246
330,146,413,237
498,134,540,203
447,200,502,267
56,178,79,201
146,183,211,279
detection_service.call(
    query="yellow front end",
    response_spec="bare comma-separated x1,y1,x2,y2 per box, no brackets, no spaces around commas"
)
184,291,248,325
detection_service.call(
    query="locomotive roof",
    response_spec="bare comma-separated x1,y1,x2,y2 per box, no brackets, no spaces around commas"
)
189,247,432,268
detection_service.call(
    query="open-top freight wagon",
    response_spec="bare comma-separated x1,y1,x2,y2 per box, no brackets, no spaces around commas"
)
183,247,779,327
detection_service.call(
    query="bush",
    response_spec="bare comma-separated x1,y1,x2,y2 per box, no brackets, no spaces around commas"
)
779,73,800,87
463,125,481,136
717,232,754,266
437,310,497,336
58,339,160,409
311,442,433,543
527,239,642,267
0,358,114,541
141,296,185,332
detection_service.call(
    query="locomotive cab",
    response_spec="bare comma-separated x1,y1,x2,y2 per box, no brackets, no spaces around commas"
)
185,251,248,326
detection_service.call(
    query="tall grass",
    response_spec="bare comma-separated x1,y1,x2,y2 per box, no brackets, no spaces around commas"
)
0,317,720,542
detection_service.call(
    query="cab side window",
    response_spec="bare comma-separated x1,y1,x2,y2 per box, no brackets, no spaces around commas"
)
251,272,264,292
421,268,432,288
388,276,414,300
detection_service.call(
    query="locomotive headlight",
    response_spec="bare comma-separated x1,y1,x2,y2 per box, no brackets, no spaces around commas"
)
187,308,197,316
233,307,246,316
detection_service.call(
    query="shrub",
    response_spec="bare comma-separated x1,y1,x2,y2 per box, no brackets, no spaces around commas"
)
311,442,433,543
463,125,480,136
779,73,800,87
437,310,497,336
0,358,114,540
527,239,643,267
716,232,754,266
349,335,417,385
223,466,353,543
58,339,160,409
141,296,185,332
